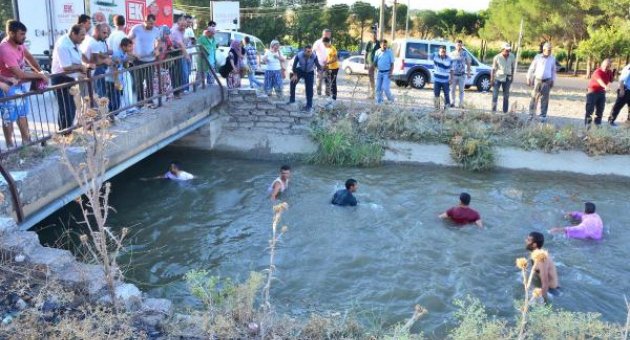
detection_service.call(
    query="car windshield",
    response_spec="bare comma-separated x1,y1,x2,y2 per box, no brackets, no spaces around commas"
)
215,32,230,47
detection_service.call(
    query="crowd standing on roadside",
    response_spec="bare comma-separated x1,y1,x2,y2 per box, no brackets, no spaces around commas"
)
2,12,630,149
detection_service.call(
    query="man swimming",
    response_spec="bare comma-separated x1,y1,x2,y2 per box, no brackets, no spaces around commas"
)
549,202,603,240
142,161,194,181
331,179,358,206
526,231,560,303
269,165,291,200
439,192,483,228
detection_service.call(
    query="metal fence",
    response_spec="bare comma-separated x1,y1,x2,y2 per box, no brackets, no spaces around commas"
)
0,46,223,223
0,46,222,156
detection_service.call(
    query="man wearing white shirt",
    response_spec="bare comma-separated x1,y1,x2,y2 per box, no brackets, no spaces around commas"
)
77,14,93,64
313,28,331,96
51,24,87,132
128,14,160,106
107,15,127,56
527,42,556,122
81,23,112,99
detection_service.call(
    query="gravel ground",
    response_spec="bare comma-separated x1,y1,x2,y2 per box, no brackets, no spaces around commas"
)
259,72,630,127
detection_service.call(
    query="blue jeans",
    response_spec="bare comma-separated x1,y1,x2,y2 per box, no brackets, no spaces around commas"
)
375,71,394,104
182,58,190,90
492,79,511,113
248,66,263,88
93,65,108,98
290,71,314,108
434,81,450,107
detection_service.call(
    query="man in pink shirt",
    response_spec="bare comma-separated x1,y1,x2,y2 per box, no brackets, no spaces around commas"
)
0,20,48,148
313,29,331,96
549,202,603,240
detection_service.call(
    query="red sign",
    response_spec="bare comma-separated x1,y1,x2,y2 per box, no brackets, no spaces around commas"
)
125,0,173,31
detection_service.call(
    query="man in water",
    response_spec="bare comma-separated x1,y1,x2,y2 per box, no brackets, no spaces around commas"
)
549,202,603,240
269,165,291,201
142,161,194,181
331,179,358,206
526,232,560,303
439,192,483,228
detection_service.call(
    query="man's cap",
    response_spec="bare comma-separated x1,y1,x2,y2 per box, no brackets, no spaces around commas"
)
502,43,511,50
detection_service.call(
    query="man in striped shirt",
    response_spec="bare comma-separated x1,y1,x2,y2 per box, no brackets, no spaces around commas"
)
432,45,453,110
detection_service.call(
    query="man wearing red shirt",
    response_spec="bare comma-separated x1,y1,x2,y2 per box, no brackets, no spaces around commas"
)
585,58,612,127
439,192,483,228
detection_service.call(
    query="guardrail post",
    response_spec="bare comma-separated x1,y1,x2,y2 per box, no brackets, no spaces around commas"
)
86,68,96,108
0,162,25,223
156,63,163,108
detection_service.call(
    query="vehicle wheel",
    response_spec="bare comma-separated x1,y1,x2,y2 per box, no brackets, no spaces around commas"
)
395,80,408,87
476,74,491,92
344,67,353,75
409,72,427,89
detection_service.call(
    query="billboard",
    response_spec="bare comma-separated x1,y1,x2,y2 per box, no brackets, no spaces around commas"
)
90,0,173,31
211,1,240,30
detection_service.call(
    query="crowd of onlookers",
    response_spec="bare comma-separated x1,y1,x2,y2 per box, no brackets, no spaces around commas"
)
0,13,205,148
2,14,630,149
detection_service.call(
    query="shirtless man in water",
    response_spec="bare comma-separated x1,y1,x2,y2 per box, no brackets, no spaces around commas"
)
269,165,291,200
526,231,560,303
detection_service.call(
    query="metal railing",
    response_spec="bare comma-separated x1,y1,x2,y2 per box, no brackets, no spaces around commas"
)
0,46,223,223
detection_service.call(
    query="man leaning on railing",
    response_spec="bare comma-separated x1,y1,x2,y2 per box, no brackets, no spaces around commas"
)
81,23,113,102
50,24,88,135
128,14,160,109
0,20,48,148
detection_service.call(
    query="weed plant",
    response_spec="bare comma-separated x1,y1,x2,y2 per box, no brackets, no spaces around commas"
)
310,117,384,167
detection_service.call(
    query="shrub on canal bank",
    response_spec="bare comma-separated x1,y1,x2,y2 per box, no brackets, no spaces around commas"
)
309,118,384,167
308,104,630,172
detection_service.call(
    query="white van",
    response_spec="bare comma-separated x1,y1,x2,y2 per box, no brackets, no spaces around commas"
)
214,30,266,73
391,38,492,92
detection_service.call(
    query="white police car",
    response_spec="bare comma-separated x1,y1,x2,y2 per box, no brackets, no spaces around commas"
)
390,38,492,92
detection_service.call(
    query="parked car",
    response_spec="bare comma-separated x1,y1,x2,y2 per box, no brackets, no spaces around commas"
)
341,56,368,75
556,61,567,73
337,50,351,61
214,30,266,74
280,45,298,58
390,38,493,92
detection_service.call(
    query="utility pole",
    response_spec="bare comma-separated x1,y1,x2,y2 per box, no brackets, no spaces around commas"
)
405,0,410,38
391,0,397,41
379,0,385,41
514,17,524,74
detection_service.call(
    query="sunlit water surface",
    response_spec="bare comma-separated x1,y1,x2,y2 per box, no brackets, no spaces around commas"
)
36,148,630,336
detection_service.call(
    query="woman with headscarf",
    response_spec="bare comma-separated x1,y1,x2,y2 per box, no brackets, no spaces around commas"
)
152,25,173,101
226,39,242,89
262,40,286,97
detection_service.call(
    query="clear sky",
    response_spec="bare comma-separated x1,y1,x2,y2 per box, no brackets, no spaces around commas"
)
326,0,490,12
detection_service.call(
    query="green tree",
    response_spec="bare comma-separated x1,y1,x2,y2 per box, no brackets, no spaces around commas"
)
350,1,375,50
0,0,13,31
413,10,440,38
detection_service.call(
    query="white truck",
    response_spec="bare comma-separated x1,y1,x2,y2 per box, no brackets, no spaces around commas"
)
11,0,87,71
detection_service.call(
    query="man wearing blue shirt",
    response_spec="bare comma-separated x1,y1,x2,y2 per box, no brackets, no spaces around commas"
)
373,39,394,104
432,45,453,110
289,45,322,112
608,62,630,126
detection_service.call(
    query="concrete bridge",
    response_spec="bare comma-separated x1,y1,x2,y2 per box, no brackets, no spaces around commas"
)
0,85,321,230
0,86,225,230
